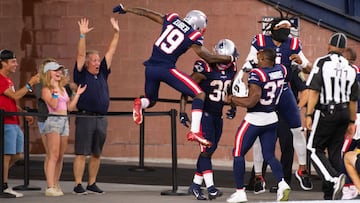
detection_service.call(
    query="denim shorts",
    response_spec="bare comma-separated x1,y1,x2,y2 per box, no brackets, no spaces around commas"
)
37,121,46,135
44,116,69,136
4,124,24,154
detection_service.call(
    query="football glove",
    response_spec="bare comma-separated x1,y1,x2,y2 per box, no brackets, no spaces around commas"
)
179,112,191,128
232,70,249,97
113,4,126,14
242,60,257,72
226,107,236,119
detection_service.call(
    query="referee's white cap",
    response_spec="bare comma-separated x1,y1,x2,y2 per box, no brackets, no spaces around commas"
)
329,32,347,48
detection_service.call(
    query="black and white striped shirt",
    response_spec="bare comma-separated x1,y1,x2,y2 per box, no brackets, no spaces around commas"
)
306,51,358,105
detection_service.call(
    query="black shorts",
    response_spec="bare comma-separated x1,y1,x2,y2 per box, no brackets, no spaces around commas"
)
74,116,107,156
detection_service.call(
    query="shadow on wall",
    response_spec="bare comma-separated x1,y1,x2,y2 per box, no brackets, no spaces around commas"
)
19,0,43,108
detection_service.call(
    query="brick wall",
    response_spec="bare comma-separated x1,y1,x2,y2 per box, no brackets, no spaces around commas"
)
1,0,359,165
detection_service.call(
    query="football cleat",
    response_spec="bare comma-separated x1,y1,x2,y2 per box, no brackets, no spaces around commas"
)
295,169,313,191
226,189,248,203
186,132,212,147
254,176,266,194
208,187,223,200
188,183,207,200
277,179,291,201
133,98,143,125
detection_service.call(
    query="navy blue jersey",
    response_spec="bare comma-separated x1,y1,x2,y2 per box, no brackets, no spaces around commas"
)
192,59,237,116
144,13,204,69
73,58,110,115
247,64,287,113
251,34,302,82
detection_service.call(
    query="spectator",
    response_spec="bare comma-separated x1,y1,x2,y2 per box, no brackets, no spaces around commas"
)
0,49,39,197
41,60,86,196
341,47,360,200
72,17,119,195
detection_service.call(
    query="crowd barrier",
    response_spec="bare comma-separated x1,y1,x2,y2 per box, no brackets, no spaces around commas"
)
0,97,186,198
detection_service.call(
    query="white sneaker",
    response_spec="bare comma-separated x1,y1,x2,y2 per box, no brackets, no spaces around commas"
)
333,174,346,200
226,189,248,203
3,188,24,198
342,185,358,200
45,187,64,197
55,184,64,196
277,179,291,201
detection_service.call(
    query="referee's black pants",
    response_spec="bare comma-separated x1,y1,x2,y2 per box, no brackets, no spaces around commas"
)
307,108,349,200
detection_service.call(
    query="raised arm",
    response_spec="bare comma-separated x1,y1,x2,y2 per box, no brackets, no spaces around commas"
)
77,18,94,71
113,4,164,24
191,44,234,64
104,18,120,68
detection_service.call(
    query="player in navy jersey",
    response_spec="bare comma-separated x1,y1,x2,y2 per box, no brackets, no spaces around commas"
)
180,39,238,200
233,15,313,191
226,48,291,203
113,4,235,147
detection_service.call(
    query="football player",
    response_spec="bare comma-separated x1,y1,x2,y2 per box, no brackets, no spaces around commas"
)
180,39,238,200
113,4,235,147
233,12,313,192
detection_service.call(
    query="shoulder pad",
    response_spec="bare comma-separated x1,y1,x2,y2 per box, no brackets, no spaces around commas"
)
193,59,210,73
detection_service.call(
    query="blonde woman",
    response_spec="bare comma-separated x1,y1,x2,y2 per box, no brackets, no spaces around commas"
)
41,61,86,196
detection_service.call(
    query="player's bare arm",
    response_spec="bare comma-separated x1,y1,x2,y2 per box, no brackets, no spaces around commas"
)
228,84,261,108
192,44,233,64
77,18,94,71
105,17,120,68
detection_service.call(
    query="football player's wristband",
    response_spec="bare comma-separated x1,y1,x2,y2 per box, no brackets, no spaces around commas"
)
350,120,356,124
25,83,33,92
305,113,312,117
80,34,85,39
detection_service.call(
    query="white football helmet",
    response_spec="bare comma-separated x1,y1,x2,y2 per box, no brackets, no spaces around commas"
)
184,10,207,33
214,39,239,70
214,39,239,57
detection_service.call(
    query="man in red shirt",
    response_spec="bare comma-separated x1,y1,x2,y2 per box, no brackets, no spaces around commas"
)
0,49,39,197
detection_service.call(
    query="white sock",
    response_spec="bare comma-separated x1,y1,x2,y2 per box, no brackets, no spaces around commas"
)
203,171,214,188
193,173,203,185
291,127,307,165
191,110,202,133
253,138,264,174
140,98,150,109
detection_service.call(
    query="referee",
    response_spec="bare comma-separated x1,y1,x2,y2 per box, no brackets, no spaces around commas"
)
305,33,358,200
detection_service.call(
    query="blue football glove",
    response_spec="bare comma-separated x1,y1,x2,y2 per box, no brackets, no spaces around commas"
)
179,112,191,128
226,107,236,119
113,4,126,14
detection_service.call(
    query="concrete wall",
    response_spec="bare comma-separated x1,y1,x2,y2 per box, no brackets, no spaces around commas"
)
1,0,359,165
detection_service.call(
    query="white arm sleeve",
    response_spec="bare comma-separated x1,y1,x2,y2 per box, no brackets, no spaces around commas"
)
241,46,258,71
297,51,309,69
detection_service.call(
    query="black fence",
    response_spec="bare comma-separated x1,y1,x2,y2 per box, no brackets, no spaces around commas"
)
0,97,186,198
